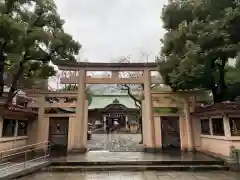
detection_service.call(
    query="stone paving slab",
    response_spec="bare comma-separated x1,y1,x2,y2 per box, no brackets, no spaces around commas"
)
88,134,143,152
17,171,240,180
0,159,50,180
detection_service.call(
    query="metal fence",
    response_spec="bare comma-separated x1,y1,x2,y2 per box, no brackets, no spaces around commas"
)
0,141,50,172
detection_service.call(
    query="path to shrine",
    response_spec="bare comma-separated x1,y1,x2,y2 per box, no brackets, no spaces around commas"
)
88,133,143,152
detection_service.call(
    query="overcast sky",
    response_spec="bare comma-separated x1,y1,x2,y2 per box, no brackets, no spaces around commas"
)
54,0,168,62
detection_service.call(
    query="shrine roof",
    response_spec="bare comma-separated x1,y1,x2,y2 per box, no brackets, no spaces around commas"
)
193,101,240,116
58,95,138,113
88,95,138,109
0,103,37,118
55,61,158,71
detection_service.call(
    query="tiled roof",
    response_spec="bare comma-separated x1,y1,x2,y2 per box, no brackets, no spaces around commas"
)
0,103,37,116
88,95,138,109
58,94,138,112
194,102,240,114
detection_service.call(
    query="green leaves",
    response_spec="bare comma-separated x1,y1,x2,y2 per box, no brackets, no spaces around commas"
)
0,0,81,101
159,0,240,102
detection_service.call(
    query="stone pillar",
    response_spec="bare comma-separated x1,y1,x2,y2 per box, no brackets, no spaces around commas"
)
67,117,75,151
73,69,86,152
154,116,162,151
223,115,231,138
36,96,49,149
37,95,45,144
103,115,107,131
81,100,88,149
27,119,37,145
0,116,3,137
125,115,129,129
179,115,187,151
183,97,193,151
14,120,18,137
143,69,155,152
209,118,213,135
191,116,201,150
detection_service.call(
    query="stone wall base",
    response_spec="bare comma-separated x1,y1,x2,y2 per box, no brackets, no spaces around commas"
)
144,147,162,153
69,148,87,154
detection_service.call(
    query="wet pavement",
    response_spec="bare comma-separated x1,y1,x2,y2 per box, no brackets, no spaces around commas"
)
88,133,143,152
18,171,240,180
0,159,50,179
54,151,219,163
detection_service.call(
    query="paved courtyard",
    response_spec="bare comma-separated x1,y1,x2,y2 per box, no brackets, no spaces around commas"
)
88,133,143,152
19,171,240,180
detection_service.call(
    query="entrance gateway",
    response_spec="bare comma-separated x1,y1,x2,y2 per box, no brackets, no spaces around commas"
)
58,62,159,153
28,62,195,154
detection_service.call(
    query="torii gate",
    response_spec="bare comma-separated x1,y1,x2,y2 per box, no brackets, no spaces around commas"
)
56,61,161,153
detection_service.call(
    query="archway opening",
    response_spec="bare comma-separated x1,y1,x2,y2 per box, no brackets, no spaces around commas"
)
161,116,181,151
87,95,143,152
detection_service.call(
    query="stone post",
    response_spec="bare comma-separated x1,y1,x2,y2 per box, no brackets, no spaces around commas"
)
73,69,86,152
103,115,107,131
81,99,88,149
0,116,3,138
154,116,162,151
37,95,45,144
223,115,231,138
14,120,18,137
125,115,129,129
183,97,193,151
143,69,155,152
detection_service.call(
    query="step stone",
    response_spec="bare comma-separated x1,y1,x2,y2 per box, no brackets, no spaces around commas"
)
42,164,229,172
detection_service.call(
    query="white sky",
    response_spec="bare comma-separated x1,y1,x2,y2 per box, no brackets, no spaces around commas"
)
49,0,168,89
54,0,168,62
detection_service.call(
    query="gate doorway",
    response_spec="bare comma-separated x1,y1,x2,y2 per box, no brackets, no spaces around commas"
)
161,116,181,151
49,117,69,156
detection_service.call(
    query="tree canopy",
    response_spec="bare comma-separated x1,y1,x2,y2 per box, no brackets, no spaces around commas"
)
158,0,240,102
0,0,81,104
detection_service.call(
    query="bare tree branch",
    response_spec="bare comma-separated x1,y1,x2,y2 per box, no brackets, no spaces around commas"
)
122,84,141,109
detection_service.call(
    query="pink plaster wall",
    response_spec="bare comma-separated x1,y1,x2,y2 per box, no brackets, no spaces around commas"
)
0,137,28,155
191,116,240,157
196,137,240,157
200,137,231,157
232,141,240,149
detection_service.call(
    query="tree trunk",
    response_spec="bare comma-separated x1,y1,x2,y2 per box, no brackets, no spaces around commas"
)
211,85,219,103
0,53,5,97
6,62,25,104
218,63,227,102
212,61,227,103
0,41,7,98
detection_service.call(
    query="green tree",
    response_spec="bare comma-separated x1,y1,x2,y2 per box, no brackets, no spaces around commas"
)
0,0,28,97
0,0,81,104
158,0,240,102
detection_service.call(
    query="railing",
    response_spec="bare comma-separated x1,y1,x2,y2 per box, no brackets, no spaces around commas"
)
231,148,240,164
0,141,50,173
